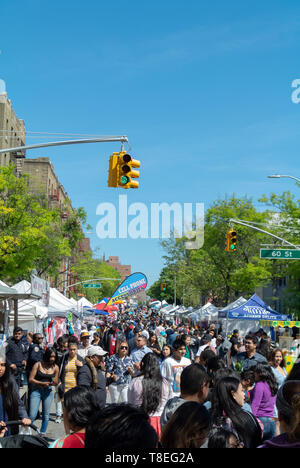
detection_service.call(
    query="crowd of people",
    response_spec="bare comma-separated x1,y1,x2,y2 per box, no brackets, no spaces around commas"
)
0,307,300,449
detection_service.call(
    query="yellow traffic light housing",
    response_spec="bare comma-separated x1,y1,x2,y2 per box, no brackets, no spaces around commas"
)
161,282,167,292
108,151,140,189
226,229,237,252
118,152,140,189
107,152,119,187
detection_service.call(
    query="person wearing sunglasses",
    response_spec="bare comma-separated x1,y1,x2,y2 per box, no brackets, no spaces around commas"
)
105,341,134,403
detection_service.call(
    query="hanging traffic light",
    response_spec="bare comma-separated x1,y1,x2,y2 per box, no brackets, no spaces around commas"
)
118,152,140,189
161,282,167,292
226,229,237,251
108,151,140,189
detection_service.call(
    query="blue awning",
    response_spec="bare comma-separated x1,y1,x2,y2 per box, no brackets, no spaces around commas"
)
218,294,289,321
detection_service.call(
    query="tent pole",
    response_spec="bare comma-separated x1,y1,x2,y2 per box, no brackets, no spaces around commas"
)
14,299,18,328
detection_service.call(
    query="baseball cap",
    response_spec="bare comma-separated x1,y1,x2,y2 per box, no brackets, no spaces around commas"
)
87,346,108,357
80,331,90,338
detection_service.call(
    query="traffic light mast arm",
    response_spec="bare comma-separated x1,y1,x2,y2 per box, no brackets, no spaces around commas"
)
0,136,129,154
229,218,300,250
65,277,121,289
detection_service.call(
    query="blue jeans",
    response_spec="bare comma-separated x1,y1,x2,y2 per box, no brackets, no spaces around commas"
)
29,386,53,434
258,417,276,441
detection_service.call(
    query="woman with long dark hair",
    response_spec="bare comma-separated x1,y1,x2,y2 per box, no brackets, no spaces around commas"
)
49,386,99,448
161,401,210,448
148,333,162,358
269,348,287,387
250,362,278,441
29,347,59,436
210,376,262,448
128,352,169,439
0,353,31,437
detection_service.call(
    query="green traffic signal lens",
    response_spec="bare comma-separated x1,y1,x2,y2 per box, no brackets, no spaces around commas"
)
230,244,236,250
120,175,130,185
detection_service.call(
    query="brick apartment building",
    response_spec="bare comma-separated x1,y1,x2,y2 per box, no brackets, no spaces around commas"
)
104,256,131,282
0,91,91,292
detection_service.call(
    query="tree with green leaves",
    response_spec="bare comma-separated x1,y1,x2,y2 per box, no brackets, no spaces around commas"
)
152,195,274,308
69,251,121,304
258,190,300,318
0,165,87,283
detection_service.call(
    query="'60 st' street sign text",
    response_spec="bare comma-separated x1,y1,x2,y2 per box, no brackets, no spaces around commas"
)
260,249,300,260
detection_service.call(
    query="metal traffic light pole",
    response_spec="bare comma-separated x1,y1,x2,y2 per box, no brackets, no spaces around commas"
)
229,218,300,250
0,136,129,155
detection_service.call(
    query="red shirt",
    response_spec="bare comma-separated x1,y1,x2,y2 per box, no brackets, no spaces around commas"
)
52,432,85,448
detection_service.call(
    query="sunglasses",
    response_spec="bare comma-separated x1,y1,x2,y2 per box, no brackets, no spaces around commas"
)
120,346,128,350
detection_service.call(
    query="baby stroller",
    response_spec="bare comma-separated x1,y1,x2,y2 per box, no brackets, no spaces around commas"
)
0,420,49,448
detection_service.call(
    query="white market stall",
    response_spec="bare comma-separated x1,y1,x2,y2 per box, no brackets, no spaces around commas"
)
0,279,42,336
11,280,48,334
46,288,83,343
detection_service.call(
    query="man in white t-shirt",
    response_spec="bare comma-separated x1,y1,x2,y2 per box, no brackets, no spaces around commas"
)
161,338,191,398
194,334,215,363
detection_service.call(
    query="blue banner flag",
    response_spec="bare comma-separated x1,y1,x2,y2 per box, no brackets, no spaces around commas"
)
106,272,147,306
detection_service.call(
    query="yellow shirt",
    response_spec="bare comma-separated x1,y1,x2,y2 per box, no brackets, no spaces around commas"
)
65,357,77,392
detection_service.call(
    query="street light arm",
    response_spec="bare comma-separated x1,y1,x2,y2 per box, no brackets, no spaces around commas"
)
268,174,300,183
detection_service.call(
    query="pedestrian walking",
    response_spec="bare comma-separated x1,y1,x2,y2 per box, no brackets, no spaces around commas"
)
85,403,158,449
235,334,267,371
130,335,153,375
210,375,262,448
28,347,59,436
258,380,300,448
128,353,169,439
49,386,99,448
160,339,191,398
160,363,210,429
58,339,84,399
77,345,107,409
0,352,31,437
53,336,68,423
148,333,162,359
161,401,210,448
5,327,28,388
77,331,91,359
250,362,278,441
105,341,134,403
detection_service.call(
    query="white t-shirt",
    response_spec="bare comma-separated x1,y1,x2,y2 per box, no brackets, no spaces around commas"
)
160,356,191,398
196,344,211,357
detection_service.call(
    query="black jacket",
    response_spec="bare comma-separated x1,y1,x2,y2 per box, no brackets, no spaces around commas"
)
5,338,28,369
26,343,45,375
76,359,106,410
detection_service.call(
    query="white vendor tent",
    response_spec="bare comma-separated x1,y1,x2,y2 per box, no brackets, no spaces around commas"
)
11,280,48,334
198,302,219,321
48,287,78,317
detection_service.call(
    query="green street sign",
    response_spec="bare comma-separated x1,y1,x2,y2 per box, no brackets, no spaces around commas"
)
83,283,101,288
260,249,300,260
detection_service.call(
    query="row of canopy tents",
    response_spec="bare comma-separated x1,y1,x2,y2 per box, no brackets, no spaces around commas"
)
0,279,115,341
160,294,290,335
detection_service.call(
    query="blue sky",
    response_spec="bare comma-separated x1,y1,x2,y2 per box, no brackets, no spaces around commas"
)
1,0,300,287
